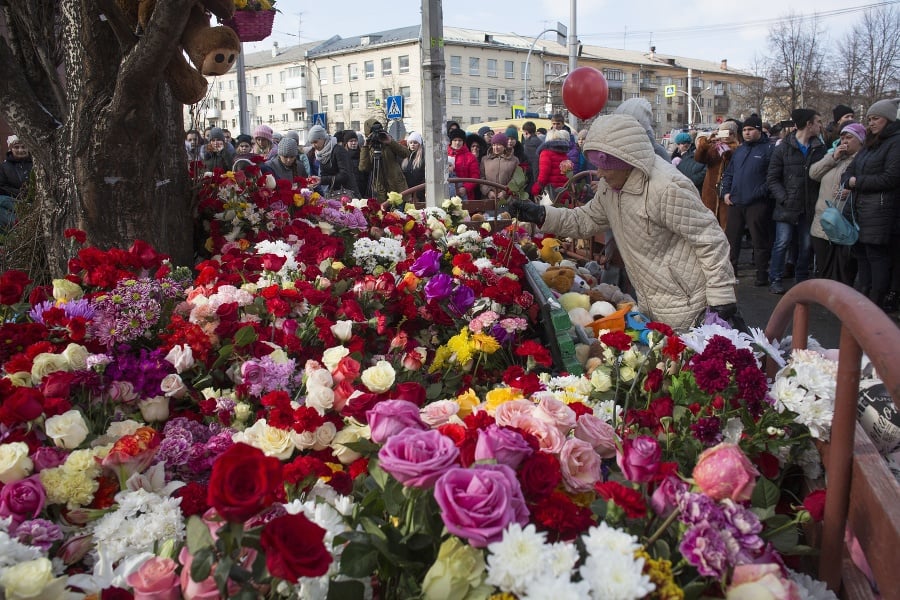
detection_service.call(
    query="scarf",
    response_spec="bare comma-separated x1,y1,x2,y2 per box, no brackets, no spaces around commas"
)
315,137,336,165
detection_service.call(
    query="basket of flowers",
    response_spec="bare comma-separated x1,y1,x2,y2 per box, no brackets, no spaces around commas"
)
226,0,276,43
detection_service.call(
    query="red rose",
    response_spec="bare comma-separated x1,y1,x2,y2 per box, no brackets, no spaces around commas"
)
0,386,44,426
260,513,332,582
802,489,826,522
207,443,283,522
517,452,562,500
594,481,647,519
0,270,31,305
391,381,427,407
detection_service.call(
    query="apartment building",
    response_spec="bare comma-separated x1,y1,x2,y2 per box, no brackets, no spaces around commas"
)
187,26,760,141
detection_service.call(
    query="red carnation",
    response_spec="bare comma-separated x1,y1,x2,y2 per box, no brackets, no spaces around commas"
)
600,330,633,352
0,270,31,305
518,452,562,500
595,481,647,519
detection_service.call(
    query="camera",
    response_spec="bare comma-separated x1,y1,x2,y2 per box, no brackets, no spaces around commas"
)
367,122,389,147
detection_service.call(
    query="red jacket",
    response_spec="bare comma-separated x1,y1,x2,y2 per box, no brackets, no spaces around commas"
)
532,146,570,196
449,145,480,197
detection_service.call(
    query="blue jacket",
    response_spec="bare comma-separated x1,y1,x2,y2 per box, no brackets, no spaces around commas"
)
720,133,774,206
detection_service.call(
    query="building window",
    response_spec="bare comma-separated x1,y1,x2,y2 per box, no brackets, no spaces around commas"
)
487,59,497,77
350,92,359,108
399,86,410,98
382,88,392,100
603,69,623,81
335,94,344,110
229,80,234,89
287,66,303,78
450,55,462,75
365,90,376,106
335,121,345,132
349,63,359,81
265,73,272,85
506,89,516,103
608,88,623,102
470,117,481,124
450,86,462,105
293,110,302,121
317,68,326,85
632,73,638,84
470,87,480,105
333,65,343,83
399,55,410,73
267,94,274,104
469,57,480,76
320,95,328,110
280,93,285,102
253,76,259,86
655,94,661,105
279,71,285,83
504,60,515,79
487,88,497,106
282,113,288,122
520,62,527,80
350,120,360,131
364,60,374,79
381,57,392,75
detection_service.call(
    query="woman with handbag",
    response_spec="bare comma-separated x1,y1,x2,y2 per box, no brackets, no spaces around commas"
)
809,122,865,286
842,99,900,309
694,121,739,230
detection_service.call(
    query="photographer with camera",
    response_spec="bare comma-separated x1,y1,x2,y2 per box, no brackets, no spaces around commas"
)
359,118,409,201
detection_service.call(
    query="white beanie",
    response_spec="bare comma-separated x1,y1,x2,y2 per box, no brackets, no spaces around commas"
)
7,135,19,146
407,132,424,145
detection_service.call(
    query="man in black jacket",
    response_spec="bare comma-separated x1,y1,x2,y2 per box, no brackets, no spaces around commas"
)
721,114,775,286
766,108,827,294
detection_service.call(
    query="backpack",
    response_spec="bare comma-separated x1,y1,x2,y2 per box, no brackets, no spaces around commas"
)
820,190,858,246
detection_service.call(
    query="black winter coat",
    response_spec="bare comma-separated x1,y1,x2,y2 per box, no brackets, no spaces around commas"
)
842,120,900,244
319,144,360,196
721,134,774,206
0,153,33,198
767,133,826,224
675,148,707,192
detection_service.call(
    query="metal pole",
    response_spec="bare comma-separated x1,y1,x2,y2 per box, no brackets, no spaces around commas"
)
568,0,578,131
421,0,447,208
686,67,693,128
236,44,250,135
523,28,561,115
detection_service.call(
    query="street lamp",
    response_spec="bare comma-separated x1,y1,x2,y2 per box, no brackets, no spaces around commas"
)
685,85,711,127
545,72,567,117
523,27,566,114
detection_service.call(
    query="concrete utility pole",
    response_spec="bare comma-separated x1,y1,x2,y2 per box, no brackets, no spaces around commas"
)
421,0,447,208
568,0,578,131
237,46,250,135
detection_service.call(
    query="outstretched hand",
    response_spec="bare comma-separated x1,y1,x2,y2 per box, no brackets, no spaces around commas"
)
507,199,546,226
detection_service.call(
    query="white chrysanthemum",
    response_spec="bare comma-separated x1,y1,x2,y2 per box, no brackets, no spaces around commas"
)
723,417,744,444
580,522,640,558
595,399,620,424
486,523,549,595
579,552,655,600
749,327,786,367
91,490,185,567
544,541,579,578
521,575,591,600
680,323,754,354
789,568,839,600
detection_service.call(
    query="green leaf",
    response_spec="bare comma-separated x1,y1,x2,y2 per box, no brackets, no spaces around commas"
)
764,514,800,552
652,538,671,561
682,580,709,600
211,344,235,370
213,555,233,595
233,325,258,347
189,548,215,582
340,541,380,578
186,515,214,554
426,382,444,401
369,462,389,490
326,579,367,600
752,477,780,510
341,438,381,454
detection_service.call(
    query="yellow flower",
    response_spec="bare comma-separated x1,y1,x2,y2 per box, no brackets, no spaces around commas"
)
429,346,452,372
455,388,480,417
52,278,84,302
484,387,523,412
471,332,500,354
636,550,683,600
446,329,473,365
422,537,491,600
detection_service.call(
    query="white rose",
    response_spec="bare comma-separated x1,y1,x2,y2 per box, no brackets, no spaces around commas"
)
0,442,34,484
139,396,171,422
61,344,89,371
590,367,612,392
234,402,252,423
106,420,142,440
360,360,395,393
306,367,334,390
264,174,276,189
30,352,70,385
44,410,90,449
305,384,334,415
321,346,349,372
313,422,337,450
291,429,316,451
5,372,32,387
0,557,67,600
160,373,187,398
331,421,371,465
107,380,138,403
233,419,294,460
164,345,195,373
267,347,290,364
330,320,354,343
52,278,83,302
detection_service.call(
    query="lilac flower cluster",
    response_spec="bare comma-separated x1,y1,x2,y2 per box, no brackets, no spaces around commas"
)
320,201,367,229
676,490,765,578
89,277,186,346
103,346,173,400
29,298,95,324
155,417,233,480
240,355,302,397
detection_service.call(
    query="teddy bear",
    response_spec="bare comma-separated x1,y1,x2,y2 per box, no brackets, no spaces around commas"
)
541,266,575,295
116,0,242,104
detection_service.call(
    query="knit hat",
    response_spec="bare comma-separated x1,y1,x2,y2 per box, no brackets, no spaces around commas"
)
253,125,273,142
866,98,900,122
490,132,509,146
833,104,854,122
407,132,423,145
235,134,252,146
585,150,633,171
284,131,300,143
307,125,329,143
272,132,284,144
208,127,225,142
790,108,817,129
674,132,692,144
743,114,763,131
504,126,519,141
7,135,19,146
718,120,740,137
477,126,493,138
278,138,299,157
840,122,867,144
448,128,467,142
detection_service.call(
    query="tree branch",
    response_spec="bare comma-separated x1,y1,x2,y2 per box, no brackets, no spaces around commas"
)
94,0,137,52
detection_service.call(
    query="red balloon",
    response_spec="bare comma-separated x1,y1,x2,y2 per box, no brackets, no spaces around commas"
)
562,67,609,120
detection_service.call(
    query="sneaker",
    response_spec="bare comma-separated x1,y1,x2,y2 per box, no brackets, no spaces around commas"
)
769,281,786,295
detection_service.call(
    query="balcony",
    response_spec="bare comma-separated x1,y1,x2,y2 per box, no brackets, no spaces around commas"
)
639,79,657,91
285,91,307,110
714,96,730,113
205,108,221,119
606,78,624,88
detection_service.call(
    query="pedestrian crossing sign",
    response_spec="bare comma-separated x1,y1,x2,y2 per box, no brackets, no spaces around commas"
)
386,95,404,119
311,112,327,127
664,85,677,98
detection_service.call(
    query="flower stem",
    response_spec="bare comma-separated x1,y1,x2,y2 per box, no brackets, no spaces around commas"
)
644,507,681,548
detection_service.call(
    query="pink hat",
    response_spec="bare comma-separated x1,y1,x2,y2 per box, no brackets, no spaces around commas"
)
253,125,273,142
840,122,867,144
585,150,632,171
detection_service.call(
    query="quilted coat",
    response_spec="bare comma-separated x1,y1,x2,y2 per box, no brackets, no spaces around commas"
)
540,114,736,330
841,120,900,244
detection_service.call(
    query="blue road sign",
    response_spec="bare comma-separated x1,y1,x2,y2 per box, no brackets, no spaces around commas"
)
386,95,404,120
312,112,327,128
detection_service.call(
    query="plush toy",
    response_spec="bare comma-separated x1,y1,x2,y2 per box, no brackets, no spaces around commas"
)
539,238,564,265
558,292,590,313
117,0,242,104
577,266,598,288
541,266,575,295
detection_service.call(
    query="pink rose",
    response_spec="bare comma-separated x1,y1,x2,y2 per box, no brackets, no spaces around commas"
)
559,438,602,493
509,412,565,453
367,400,427,444
616,436,661,483
126,556,181,600
433,464,529,548
419,400,460,427
533,395,577,434
574,414,618,458
651,475,689,517
474,425,534,469
0,475,46,530
693,443,759,502
378,428,460,488
179,547,222,600
726,564,800,600
492,399,535,428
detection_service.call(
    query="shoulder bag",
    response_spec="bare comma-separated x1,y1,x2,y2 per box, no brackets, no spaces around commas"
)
820,186,859,246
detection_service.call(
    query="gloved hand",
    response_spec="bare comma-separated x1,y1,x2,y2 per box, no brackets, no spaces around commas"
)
507,199,546,226
709,303,749,333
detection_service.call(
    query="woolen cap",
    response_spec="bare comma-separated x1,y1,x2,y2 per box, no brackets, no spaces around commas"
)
253,125,273,141
278,138,299,157
833,104,854,122
840,122,867,144
743,114,763,130
504,126,519,140
866,98,900,122
477,126,493,137
407,132,423,145
208,127,225,142
490,132,509,146
284,131,300,143
674,132,692,144
790,108,817,129
307,125,329,143
448,128,467,141
235,134,252,146
6,135,19,146
585,150,632,171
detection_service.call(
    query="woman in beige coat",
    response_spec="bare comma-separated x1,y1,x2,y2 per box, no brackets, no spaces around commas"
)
480,132,520,202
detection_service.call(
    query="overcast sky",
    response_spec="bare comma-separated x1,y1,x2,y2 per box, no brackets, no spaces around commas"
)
242,0,890,70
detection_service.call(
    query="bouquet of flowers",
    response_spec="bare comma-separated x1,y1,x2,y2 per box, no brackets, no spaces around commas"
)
0,168,843,600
